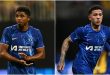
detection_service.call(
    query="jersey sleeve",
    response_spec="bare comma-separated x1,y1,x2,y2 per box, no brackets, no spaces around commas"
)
107,28,110,42
104,42,110,52
1,28,10,45
35,29,45,48
105,27,110,52
70,27,83,42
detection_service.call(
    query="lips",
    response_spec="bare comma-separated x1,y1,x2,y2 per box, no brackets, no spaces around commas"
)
96,20,100,23
17,21,22,24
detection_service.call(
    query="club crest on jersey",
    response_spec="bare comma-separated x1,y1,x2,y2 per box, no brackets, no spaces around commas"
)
11,45,31,52
86,46,103,51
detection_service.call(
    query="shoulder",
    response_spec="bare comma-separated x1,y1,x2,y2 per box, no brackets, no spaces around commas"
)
102,25,109,29
29,26,41,34
102,25,110,32
74,24,90,33
3,24,17,32
30,26,40,31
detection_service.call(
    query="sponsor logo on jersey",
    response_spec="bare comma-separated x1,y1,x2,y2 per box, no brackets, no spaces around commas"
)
11,45,31,51
86,46,103,51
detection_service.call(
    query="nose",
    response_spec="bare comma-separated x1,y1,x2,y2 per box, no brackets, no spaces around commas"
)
97,15,101,19
16,16,22,20
16,16,21,20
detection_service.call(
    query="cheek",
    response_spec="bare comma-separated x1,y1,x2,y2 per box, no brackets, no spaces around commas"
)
15,18,17,21
101,17,103,20
91,17,96,20
89,16,94,21
24,19,29,23
15,19,19,22
89,17,94,21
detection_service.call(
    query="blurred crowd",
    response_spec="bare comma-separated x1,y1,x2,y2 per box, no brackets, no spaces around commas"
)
0,1,110,22
0,1,54,22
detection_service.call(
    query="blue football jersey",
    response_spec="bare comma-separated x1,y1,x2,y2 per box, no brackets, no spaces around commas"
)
1,24,44,74
70,24,110,73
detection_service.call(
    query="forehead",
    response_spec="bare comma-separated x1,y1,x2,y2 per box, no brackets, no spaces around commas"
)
91,9,103,14
16,11,27,16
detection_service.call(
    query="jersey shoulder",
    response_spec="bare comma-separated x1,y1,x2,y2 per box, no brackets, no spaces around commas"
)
29,26,40,32
75,24,91,33
29,26,41,36
3,24,17,33
83,24,92,30
102,25,110,30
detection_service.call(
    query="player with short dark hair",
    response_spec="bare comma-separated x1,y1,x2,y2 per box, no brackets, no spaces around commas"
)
88,5,103,15
0,6,45,74
16,6,31,16
57,5,110,74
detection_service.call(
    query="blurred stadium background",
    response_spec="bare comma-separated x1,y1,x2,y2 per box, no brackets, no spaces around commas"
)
0,1,54,75
56,1,110,74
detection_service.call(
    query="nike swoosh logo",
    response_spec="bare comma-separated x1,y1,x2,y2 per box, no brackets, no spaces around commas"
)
12,38,17,40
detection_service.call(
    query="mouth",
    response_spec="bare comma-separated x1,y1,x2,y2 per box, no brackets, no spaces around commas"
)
17,22,23,25
18,21,22,23
18,23,24,26
96,20,101,23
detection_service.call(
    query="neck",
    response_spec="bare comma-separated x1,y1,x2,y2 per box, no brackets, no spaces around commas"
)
17,23,29,31
91,23,101,31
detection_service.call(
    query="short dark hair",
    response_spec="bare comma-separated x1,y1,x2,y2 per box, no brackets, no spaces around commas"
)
88,5,103,15
16,6,31,16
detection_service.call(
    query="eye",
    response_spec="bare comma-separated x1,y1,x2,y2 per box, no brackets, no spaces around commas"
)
16,14,18,17
93,13,97,16
99,13,102,16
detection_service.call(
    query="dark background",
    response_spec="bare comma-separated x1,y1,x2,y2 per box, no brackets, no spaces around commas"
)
0,1,54,69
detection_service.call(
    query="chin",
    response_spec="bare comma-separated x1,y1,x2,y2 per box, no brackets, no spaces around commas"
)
96,24,100,26
18,23,23,26
95,23,101,26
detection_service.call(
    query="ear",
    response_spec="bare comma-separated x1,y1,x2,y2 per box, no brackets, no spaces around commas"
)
88,15,91,21
28,17,31,21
